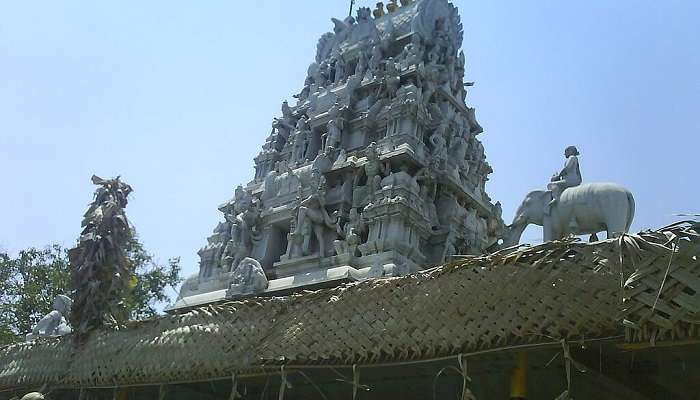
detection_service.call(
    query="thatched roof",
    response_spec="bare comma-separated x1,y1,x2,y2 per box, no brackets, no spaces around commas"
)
1,222,698,393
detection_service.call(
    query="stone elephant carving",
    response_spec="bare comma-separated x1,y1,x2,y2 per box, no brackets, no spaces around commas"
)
503,183,635,246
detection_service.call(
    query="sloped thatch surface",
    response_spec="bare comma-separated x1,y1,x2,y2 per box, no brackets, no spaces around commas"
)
1,222,698,391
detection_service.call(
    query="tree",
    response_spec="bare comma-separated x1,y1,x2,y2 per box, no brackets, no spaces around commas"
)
0,233,181,346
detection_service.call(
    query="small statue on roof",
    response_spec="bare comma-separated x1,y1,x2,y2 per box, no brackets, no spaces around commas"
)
26,295,72,341
547,145,582,207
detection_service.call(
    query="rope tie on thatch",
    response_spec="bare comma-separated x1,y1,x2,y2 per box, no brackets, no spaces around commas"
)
296,371,329,400
652,236,679,313
552,340,580,400
352,365,360,400
433,355,474,400
277,366,287,400
457,354,474,400
228,373,239,400
561,340,571,392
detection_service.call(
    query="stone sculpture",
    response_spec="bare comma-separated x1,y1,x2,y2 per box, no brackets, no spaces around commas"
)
222,198,260,272
504,183,635,246
68,175,133,339
227,257,268,297
504,146,635,245
26,295,72,341
362,142,389,202
291,115,311,164
547,145,582,208
291,191,337,257
326,118,343,152
176,0,505,308
334,208,366,256
373,2,385,19
19,393,45,400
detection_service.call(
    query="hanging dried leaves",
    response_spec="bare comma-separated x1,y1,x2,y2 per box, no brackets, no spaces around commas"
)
68,175,133,341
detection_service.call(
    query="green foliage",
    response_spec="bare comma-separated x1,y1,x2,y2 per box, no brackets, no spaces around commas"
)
0,233,181,346
0,246,69,346
124,234,182,320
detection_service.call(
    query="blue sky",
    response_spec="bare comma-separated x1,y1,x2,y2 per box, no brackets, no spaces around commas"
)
1,1,698,292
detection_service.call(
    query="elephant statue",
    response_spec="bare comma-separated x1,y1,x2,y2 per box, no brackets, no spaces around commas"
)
503,183,635,246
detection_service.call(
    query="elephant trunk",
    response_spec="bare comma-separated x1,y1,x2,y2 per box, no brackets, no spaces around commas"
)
503,222,528,247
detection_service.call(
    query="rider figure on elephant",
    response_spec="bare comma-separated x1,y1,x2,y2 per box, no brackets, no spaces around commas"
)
547,145,582,210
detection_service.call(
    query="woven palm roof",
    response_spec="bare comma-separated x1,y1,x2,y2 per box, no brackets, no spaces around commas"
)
1,222,698,393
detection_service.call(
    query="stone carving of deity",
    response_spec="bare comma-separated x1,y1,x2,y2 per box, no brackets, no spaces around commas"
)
228,257,268,296
326,118,343,152
398,39,425,70
384,58,400,99
333,207,366,256
367,44,383,79
359,142,389,202
448,128,470,179
429,121,449,168
332,53,347,84
222,187,261,271
273,100,297,141
291,115,311,164
291,191,337,258
428,17,450,65
415,167,439,228
418,63,440,107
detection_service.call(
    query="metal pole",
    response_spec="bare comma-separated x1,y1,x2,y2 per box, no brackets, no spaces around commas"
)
510,351,528,399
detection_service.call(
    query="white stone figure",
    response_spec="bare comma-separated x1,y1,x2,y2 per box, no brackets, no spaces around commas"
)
504,183,635,246
227,257,268,297
315,17,353,64
416,168,439,227
360,142,389,202
547,145,582,207
222,193,260,272
417,63,440,106
292,191,337,257
350,7,381,43
333,54,347,84
326,118,343,152
384,58,400,99
381,164,420,194
314,61,330,89
26,295,72,341
429,122,449,168
448,129,469,179
333,208,366,256
398,40,424,70
20,393,45,400
291,116,311,164
355,46,369,78
273,102,296,141
367,44,383,79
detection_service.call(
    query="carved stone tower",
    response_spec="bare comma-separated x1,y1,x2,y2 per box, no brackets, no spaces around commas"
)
173,0,504,309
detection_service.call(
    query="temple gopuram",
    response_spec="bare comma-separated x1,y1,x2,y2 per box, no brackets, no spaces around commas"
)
2,1,699,399
173,0,503,310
